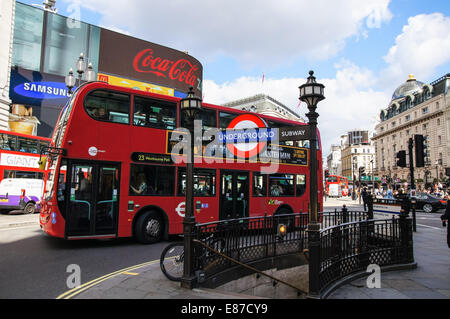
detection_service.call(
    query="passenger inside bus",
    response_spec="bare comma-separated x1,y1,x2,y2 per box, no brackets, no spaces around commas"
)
96,107,109,120
131,172,153,195
270,181,284,196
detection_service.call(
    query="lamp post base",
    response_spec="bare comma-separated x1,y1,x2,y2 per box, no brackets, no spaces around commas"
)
180,275,198,290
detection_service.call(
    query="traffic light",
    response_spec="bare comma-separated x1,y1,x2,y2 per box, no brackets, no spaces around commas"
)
396,150,407,167
359,167,365,176
414,135,425,167
325,169,329,179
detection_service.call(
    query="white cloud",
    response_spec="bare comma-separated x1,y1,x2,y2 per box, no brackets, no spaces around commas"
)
382,13,450,86
203,61,389,154
71,0,392,66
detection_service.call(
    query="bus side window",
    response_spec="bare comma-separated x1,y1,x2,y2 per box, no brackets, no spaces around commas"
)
85,90,130,124
253,173,267,197
0,134,17,151
133,96,177,130
296,174,306,197
18,137,38,153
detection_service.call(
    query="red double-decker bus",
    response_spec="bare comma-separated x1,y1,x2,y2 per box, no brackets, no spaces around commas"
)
326,175,349,197
39,82,323,243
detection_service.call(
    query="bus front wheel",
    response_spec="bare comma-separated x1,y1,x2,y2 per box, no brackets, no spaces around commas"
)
135,211,164,244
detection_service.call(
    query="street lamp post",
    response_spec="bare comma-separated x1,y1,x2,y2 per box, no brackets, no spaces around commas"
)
299,70,324,298
179,87,202,289
352,156,357,200
65,53,96,95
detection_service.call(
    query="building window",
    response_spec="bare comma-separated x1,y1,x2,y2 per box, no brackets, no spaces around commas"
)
436,101,439,109
43,13,100,76
422,107,429,114
423,123,427,131
438,135,442,145
437,118,440,126
12,3,44,71
405,115,410,121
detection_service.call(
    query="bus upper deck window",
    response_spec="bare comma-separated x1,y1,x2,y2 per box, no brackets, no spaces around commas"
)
85,90,130,124
133,96,177,130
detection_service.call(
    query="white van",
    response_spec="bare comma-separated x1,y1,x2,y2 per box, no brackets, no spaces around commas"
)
0,178,44,214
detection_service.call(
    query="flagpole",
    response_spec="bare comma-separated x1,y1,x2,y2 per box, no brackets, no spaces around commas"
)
262,72,265,95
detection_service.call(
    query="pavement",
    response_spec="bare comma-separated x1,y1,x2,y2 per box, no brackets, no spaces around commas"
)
1,199,449,300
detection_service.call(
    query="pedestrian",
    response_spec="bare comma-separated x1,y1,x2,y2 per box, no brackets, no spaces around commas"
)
440,190,450,249
362,187,368,211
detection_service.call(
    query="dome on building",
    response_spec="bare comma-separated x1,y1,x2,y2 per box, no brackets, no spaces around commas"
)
391,74,424,101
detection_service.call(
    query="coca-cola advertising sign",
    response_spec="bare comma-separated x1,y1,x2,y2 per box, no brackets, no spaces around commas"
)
99,29,203,96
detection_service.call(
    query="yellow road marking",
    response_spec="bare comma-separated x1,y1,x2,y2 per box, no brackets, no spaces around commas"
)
56,259,159,299
122,271,139,276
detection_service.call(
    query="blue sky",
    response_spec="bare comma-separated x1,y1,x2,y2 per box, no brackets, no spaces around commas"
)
19,0,450,158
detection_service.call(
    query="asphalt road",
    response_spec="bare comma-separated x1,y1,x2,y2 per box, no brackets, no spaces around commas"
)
323,197,446,229
0,220,170,299
0,197,446,299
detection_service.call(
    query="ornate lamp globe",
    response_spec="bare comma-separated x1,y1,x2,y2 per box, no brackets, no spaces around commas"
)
76,53,86,77
85,63,96,82
299,70,325,107
180,87,202,119
65,68,76,94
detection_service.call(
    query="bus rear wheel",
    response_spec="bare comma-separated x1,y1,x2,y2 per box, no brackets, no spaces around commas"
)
135,211,164,244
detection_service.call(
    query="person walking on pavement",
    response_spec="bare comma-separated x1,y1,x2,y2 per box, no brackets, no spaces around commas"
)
362,187,368,211
440,190,450,248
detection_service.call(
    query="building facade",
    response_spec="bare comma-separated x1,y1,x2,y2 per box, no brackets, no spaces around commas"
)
372,74,450,188
4,1,203,138
222,94,305,123
326,144,342,176
0,0,15,130
340,130,375,183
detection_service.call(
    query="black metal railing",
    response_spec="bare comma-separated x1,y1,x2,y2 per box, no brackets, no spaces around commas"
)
178,201,415,298
319,209,369,229
316,214,414,297
193,213,309,281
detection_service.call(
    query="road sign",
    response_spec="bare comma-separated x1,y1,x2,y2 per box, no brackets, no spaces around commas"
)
224,113,268,158
278,126,311,141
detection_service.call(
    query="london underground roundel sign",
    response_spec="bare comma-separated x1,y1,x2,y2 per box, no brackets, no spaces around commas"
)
225,114,268,159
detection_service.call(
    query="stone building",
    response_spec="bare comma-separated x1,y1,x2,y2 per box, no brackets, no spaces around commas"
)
327,144,342,176
222,94,305,123
340,131,375,183
372,74,450,188
0,0,15,130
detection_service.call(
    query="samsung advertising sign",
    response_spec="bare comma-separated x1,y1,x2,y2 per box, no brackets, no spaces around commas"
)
14,81,72,100
10,67,73,107
9,67,73,138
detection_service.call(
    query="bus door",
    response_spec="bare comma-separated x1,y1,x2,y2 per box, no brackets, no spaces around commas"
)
66,162,120,238
220,170,249,220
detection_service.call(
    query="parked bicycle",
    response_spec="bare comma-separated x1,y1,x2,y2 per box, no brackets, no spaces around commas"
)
160,234,226,282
